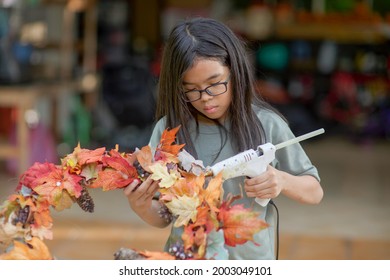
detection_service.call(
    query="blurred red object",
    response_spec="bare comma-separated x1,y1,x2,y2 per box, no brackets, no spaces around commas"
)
256,79,290,104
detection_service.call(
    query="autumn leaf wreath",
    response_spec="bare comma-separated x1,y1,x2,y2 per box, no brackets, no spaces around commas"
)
0,126,268,260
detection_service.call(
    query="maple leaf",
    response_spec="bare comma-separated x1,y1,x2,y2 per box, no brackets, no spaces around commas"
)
31,204,52,228
159,172,203,202
165,195,200,227
201,173,223,212
182,206,217,259
149,162,180,188
135,146,154,173
218,198,268,247
17,162,58,191
156,126,185,157
80,162,99,181
139,250,176,260
102,149,136,174
89,150,138,191
75,145,106,166
62,144,105,166
90,169,135,191
154,150,180,165
32,167,83,207
51,189,74,211
0,237,52,260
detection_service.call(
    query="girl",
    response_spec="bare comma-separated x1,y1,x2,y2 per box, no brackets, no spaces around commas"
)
124,17,323,260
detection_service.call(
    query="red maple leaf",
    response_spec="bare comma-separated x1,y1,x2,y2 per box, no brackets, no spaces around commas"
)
30,165,83,207
75,145,106,166
89,149,138,191
218,195,268,247
16,162,58,191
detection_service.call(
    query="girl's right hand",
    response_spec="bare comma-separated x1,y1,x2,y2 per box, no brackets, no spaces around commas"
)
123,176,160,214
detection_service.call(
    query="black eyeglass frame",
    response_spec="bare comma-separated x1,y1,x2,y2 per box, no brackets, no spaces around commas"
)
182,75,231,102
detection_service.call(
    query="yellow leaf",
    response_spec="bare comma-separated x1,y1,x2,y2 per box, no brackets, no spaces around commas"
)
165,195,200,227
53,190,74,211
149,163,179,188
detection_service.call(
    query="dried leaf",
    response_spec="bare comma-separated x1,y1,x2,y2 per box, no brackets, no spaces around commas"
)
0,237,52,260
90,169,135,191
218,201,268,247
139,250,176,260
201,173,223,211
165,195,200,227
157,126,185,156
90,150,138,190
149,163,179,188
17,162,58,191
135,146,154,173
32,167,83,207
80,163,99,181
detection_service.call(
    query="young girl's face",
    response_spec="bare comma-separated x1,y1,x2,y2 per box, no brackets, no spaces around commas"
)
182,59,232,123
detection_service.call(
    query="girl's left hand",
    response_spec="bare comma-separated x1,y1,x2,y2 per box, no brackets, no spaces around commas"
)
244,165,284,200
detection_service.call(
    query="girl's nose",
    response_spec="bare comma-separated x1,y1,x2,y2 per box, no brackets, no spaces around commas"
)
199,90,213,101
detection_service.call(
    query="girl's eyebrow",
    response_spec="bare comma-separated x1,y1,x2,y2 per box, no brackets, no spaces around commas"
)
182,73,222,85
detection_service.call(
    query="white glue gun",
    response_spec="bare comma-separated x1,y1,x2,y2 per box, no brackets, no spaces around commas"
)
205,128,325,207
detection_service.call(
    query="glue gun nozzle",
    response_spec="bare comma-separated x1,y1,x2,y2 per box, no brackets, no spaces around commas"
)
204,169,213,177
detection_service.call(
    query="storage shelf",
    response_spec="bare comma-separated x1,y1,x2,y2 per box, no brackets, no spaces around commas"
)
275,22,390,43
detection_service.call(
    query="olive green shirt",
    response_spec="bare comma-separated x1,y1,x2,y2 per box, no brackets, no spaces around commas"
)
149,108,320,260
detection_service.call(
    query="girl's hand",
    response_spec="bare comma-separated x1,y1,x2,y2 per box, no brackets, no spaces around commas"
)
123,176,160,214
244,165,284,200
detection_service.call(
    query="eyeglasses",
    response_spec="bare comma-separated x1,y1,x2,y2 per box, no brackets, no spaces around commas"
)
182,75,230,102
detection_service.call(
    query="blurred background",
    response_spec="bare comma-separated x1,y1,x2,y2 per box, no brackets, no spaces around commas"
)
0,0,389,259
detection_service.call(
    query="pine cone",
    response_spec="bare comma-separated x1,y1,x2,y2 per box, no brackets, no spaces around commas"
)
76,185,95,213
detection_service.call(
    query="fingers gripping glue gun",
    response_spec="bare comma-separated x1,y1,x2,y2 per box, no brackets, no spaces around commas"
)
205,128,325,207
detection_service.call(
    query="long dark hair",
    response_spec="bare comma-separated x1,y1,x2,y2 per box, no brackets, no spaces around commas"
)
156,17,277,156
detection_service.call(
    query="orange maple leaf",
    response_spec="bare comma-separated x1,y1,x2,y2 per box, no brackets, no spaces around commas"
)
139,250,176,260
182,206,217,259
201,173,223,212
61,144,106,175
0,237,53,260
218,196,268,247
156,126,185,157
74,145,106,166
135,145,153,173
160,172,205,208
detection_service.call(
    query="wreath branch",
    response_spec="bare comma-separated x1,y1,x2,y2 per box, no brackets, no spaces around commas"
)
0,126,268,260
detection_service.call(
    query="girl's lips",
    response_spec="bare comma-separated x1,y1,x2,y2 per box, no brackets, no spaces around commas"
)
204,106,217,114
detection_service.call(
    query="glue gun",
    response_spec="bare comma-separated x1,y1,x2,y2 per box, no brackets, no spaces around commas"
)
205,128,325,207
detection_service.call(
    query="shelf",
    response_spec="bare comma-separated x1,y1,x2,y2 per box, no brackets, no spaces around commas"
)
275,22,390,43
